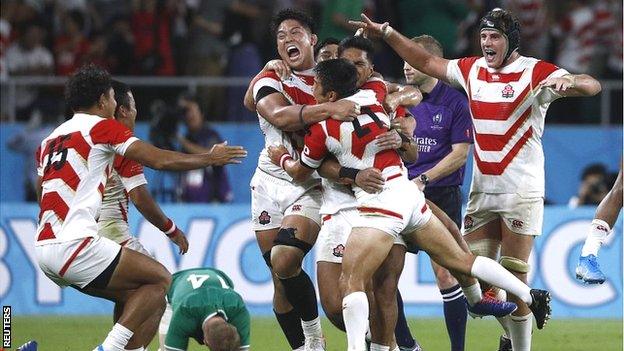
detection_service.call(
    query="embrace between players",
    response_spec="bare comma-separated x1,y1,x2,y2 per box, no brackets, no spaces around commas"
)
243,7,601,351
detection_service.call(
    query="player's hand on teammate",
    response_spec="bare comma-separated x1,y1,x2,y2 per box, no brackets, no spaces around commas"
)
267,144,290,166
349,14,390,39
207,141,248,165
264,59,292,80
539,75,576,93
375,130,402,150
169,227,189,254
355,167,385,193
328,100,360,121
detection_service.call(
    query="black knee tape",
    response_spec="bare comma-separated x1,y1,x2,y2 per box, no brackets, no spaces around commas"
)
274,227,313,254
262,249,272,268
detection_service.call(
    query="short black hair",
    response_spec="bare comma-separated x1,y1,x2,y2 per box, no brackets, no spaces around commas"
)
314,37,340,57
65,63,112,112
314,58,358,99
270,8,315,36
338,36,375,64
112,80,131,118
582,163,607,180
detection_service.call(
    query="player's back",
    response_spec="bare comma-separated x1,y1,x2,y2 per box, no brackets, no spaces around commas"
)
36,113,137,246
167,267,235,306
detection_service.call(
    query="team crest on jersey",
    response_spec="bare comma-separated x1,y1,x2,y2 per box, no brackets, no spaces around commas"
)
501,84,515,98
258,211,271,225
333,244,345,258
463,216,474,230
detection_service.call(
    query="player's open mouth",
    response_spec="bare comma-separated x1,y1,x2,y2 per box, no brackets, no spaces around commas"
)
484,49,496,61
286,45,301,60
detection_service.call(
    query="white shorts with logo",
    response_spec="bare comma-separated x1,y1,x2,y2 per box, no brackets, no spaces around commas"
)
316,209,407,264
250,168,322,231
462,192,544,236
35,235,121,289
353,177,432,240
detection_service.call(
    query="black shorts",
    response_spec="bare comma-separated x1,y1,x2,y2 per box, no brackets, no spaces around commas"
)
424,185,463,229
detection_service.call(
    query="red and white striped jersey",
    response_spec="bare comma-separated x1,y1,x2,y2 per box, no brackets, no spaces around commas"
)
98,156,147,243
252,68,317,181
446,56,569,196
552,5,596,73
302,90,404,199
319,76,389,215
35,113,138,246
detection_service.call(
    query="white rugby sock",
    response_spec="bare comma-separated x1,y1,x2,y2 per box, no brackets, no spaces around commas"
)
301,316,323,338
342,291,369,351
470,256,532,305
581,219,611,257
509,313,533,351
496,314,512,338
370,343,390,351
125,348,144,351
102,323,133,351
461,282,482,306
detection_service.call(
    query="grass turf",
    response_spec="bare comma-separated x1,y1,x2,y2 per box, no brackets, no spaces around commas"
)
9,316,623,350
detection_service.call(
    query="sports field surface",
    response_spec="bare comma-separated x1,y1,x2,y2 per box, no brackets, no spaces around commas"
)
10,316,623,350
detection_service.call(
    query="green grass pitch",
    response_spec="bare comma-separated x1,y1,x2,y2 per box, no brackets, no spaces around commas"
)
10,316,623,350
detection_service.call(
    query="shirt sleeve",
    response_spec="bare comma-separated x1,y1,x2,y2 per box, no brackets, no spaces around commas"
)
164,308,195,351
532,60,570,104
361,78,388,105
450,97,474,144
229,301,251,349
90,119,138,156
35,144,44,177
446,57,479,92
252,70,283,103
301,123,329,169
114,155,147,192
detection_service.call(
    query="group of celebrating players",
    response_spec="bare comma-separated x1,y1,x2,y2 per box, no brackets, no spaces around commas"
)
28,4,620,351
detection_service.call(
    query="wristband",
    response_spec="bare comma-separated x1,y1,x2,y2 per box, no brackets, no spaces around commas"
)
162,218,177,237
339,167,359,181
298,105,307,130
279,153,293,169
382,24,394,40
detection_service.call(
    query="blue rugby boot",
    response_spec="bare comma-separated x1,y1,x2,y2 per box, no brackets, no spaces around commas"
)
576,254,606,284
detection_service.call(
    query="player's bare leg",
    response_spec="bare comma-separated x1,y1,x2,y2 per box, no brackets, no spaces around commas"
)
256,228,305,350
371,244,406,348
341,227,394,351
270,214,324,350
85,248,171,351
578,166,623,284
317,261,345,330
408,215,550,331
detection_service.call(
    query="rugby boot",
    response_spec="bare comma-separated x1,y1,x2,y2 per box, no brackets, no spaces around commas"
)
17,340,38,351
576,255,606,284
467,294,517,318
528,289,551,329
497,335,512,351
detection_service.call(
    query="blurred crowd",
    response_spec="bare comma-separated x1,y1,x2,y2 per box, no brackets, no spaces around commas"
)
0,0,622,122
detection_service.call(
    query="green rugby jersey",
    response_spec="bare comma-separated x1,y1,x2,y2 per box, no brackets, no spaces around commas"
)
164,268,250,350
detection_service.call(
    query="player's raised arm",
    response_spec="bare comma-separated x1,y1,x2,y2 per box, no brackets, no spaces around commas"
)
539,73,601,97
384,83,423,112
350,14,450,83
128,185,189,254
267,144,315,182
124,140,247,171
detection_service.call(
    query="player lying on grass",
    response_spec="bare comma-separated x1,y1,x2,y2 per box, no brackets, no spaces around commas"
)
34,64,247,351
158,267,250,351
268,58,551,350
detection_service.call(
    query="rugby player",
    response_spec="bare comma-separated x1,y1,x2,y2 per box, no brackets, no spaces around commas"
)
269,59,551,351
34,64,246,351
351,8,601,351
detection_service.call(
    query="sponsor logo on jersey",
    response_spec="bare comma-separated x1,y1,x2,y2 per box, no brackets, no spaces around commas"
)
291,204,302,212
502,84,515,98
332,244,345,258
464,216,474,230
258,211,271,225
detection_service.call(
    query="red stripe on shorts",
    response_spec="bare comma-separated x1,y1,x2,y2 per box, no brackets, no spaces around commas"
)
358,207,403,219
59,237,93,277
386,173,402,181
421,204,428,214
322,214,332,222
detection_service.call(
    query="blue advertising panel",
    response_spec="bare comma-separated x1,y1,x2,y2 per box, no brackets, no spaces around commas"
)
0,203,621,318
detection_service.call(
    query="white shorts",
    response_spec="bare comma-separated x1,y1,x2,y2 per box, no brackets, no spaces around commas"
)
462,192,544,236
353,177,432,240
121,237,151,257
35,236,121,289
250,169,322,231
99,220,152,257
317,209,406,264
